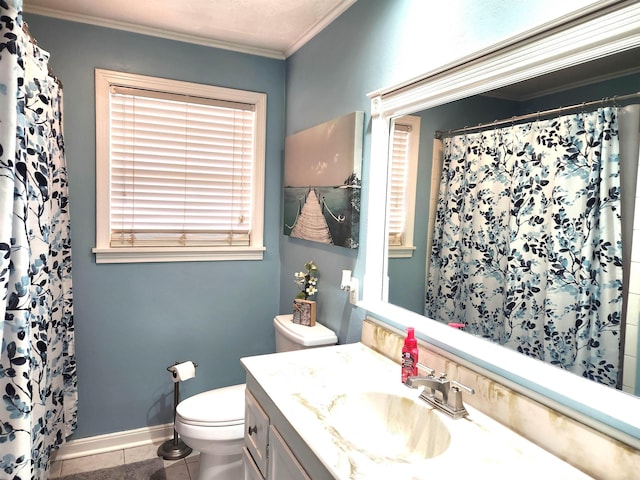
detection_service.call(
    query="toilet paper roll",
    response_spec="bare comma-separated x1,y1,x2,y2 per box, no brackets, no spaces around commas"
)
341,270,352,289
168,361,196,383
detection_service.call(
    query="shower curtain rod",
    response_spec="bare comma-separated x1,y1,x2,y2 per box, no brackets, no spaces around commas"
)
435,91,640,139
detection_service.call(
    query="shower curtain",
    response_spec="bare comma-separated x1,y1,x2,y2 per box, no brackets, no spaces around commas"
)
0,1,77,478
426,107,623,386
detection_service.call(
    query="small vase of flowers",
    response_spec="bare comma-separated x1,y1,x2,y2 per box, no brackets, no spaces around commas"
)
293,261,318,326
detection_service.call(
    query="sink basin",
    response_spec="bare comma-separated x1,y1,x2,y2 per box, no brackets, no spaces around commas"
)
325,391,451,461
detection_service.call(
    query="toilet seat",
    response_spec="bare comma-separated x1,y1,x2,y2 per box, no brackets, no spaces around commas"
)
176,383,245,427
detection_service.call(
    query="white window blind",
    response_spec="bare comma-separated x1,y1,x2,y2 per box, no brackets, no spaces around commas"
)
388,123,411,246
109,86,255,248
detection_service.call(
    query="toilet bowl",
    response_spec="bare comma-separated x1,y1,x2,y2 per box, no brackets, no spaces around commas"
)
174,314,337,480
175,384,245,480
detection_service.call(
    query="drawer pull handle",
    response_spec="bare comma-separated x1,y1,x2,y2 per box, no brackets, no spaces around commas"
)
248,425,258,436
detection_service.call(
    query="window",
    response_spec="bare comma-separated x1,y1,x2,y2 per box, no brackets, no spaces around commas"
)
388,115,420,258
93,69,266,263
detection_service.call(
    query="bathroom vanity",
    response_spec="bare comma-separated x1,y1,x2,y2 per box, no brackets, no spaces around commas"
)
243,390,312,480
241,342,593,479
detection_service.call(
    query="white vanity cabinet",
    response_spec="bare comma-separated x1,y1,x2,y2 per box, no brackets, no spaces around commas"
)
243,390,311,480
244,391,269,478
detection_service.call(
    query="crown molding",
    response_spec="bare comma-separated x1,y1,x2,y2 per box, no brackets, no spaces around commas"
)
24,0,358,59
22,5,286,59
284,0,356,58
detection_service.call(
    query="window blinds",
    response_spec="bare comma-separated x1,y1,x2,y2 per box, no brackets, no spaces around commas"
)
109,86,256,247
388,124,411,246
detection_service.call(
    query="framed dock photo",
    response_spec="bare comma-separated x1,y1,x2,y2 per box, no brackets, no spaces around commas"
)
283,112,364,249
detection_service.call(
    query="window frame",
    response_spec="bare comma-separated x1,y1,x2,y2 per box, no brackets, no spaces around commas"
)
387,115,420,259
93,69,266,264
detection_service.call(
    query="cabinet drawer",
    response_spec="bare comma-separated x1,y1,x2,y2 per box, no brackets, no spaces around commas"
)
243,446,264,480
244,391,269,477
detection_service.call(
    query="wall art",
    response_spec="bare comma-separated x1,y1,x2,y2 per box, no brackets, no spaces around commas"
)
283,111,364,248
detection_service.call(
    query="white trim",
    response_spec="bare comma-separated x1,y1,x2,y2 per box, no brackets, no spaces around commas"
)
93,246,266,264
53,424,174,461
23,5,285,59
388,245,416,259
23,0,357,59
372,6,640,118
364,1,640,446
367,0,626,100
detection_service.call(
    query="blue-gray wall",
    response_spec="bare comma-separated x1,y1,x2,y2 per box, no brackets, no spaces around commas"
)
24,15,286,439
25,0,605,440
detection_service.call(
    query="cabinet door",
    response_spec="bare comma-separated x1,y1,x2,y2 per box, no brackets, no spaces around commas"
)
267,425,311,480
243,446,264,480
244,391,270,477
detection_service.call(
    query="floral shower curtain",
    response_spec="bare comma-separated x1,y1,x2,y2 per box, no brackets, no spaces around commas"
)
426,107,622,386
0,1,77,478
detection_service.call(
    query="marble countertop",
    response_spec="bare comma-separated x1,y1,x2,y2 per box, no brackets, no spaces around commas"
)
241,343,593,479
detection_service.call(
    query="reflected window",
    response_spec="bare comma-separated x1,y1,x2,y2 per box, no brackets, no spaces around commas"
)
388,115,420,258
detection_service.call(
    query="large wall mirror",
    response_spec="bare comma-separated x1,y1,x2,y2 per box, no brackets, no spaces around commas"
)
387,50,640,390
363,2,640,447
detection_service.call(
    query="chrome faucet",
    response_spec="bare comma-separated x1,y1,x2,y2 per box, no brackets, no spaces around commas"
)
405,370,475,419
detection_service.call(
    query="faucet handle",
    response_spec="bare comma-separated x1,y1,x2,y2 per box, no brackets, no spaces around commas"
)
416,363,435,376
451,380,475,395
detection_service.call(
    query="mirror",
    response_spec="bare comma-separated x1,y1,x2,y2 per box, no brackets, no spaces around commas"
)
364,2,640,446
387,50,640,391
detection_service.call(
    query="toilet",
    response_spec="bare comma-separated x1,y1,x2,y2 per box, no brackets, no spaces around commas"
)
174,314,338,480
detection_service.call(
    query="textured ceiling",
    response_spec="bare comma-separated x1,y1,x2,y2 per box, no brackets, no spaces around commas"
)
22,0,356,58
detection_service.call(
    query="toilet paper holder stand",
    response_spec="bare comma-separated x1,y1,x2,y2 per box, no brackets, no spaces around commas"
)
158,361,199,460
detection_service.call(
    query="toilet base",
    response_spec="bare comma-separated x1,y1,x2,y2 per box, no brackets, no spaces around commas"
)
157,437,193,460
197,451,243,480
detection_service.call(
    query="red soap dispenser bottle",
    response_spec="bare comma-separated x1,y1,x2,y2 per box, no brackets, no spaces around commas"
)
401,327,419,383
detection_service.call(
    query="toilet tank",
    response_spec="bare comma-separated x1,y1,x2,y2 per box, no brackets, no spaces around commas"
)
274,314,338,352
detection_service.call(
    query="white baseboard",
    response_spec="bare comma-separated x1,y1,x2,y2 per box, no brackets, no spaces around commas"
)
53,423,174,461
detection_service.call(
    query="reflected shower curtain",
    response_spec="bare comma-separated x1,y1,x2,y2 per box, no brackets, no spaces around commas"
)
0,1,77,478
426,108,622,386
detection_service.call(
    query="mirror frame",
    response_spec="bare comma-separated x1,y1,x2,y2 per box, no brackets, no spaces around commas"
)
362,1,640,448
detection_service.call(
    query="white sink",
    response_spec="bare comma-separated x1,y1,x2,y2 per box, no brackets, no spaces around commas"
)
325,391,451,461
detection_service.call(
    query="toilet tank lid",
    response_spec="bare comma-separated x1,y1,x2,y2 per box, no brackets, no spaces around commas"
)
176,383,245,425
274,314,338,347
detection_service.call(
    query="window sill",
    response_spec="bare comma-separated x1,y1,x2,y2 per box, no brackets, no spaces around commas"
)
92,246,266,264
388,245,416,259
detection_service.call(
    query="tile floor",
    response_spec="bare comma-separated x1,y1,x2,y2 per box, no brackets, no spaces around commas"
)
49,442,200,479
